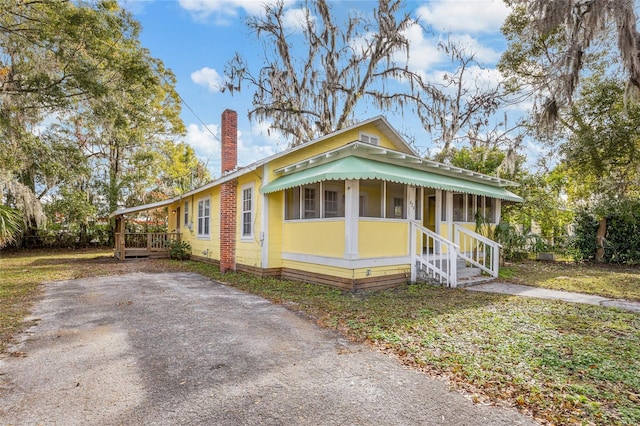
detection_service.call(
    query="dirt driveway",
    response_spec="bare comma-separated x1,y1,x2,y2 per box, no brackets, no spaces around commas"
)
0,272,536,425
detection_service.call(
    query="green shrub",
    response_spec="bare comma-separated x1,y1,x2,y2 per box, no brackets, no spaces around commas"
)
570,201,640,264
604,204,640,264
167,239,191,261
570,209,599,262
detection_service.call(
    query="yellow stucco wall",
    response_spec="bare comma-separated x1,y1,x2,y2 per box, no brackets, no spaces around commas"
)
236,173,262,267
191,188,220,261
265,124,402,182
267,191,284,268
167,203,177,232
282,220,345,257
358,220,409,258
167,189,221,262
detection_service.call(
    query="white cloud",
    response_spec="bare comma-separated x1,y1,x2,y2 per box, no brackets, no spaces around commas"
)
248,120,288,151
400,22,446,73
178,0,295,21
463,65,504,90
282,7,312,33
526,140,545,155
117,0,148,14
425,65,504,99
184,123,221,175
184,120,282,177
237,136,277,167
416,0,510,34
191,67,223,93
448,34,502,64
397,24,501,77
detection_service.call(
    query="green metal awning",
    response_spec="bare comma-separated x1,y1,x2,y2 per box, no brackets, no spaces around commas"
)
261,156,523,202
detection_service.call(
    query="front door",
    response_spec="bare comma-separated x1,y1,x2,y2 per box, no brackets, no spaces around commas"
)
422,189,438,253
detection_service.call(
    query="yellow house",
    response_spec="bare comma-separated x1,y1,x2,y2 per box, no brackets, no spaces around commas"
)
112,110,522,291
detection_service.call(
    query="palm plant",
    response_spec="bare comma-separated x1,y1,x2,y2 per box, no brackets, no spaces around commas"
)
0,205,23,248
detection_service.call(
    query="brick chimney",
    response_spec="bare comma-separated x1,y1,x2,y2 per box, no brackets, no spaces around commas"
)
220,109,237,273
221,109,238,175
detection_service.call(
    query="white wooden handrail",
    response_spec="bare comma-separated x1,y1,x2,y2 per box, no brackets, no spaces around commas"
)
453,224,501,278
410,222,460,287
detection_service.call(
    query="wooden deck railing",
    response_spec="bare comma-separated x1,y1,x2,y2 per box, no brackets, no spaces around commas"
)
114,232,179,259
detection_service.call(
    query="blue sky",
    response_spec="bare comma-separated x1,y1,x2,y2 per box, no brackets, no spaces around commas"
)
120,0,525,177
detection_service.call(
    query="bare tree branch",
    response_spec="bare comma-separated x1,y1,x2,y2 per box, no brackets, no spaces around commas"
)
223,0,416,146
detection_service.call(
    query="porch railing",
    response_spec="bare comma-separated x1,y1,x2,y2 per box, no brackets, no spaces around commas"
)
410,222,459,287
453,224,501,278
114,232,179,259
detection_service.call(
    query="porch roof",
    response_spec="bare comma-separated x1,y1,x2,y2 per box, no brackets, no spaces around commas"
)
109,198,174,218
261,156,523,202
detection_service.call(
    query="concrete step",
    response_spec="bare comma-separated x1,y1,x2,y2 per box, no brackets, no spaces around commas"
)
457,266,481,279
456,276,496,288
415,258,496,288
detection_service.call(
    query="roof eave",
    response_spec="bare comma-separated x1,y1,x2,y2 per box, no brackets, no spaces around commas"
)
273,141,519,188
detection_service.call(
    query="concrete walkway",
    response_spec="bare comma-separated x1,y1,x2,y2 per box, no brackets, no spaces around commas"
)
466,282,640,313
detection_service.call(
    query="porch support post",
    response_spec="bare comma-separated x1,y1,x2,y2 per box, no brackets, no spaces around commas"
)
409,221,416,282
408,185,417,283
435,190,442,254
445,191,453,240
407,185,416,220
261,164,269,269
344,179,359,260
115,215,125,260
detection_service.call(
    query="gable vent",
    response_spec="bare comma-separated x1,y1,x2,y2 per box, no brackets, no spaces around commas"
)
360,133,379,145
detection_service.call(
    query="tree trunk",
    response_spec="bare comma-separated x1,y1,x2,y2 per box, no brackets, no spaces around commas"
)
108,144,121,245
78,222,88,248
595,216,607,262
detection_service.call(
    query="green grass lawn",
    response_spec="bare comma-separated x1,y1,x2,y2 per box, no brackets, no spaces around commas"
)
1,250,639,425
501,260,640,301
166,260,640,426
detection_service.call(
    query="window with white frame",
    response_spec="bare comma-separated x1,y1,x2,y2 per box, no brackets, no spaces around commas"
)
441,193,448,221
485,197,496,223
197,198,210,237
359,179,382,217
385,182,405,219
242,185,253,237
359,180,408,219
285,187,301,220
450,194,498,223
452,193,465,221
324,190,338,217
303,183,320,219
323,180,344,217
284,181,344,220
359,132,379,145
465,194,474,222
184,201,189,227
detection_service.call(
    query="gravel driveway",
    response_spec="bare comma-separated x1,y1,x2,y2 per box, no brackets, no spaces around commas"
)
0,272,536,425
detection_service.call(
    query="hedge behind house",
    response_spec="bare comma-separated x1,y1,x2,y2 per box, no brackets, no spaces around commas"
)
571,200,640,264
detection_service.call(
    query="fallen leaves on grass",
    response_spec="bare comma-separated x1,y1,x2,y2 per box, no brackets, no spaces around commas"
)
3,252,640,425
503,261,640,301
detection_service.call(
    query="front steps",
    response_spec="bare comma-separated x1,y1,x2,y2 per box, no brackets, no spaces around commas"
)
416,256,495,287
455,258,495,287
